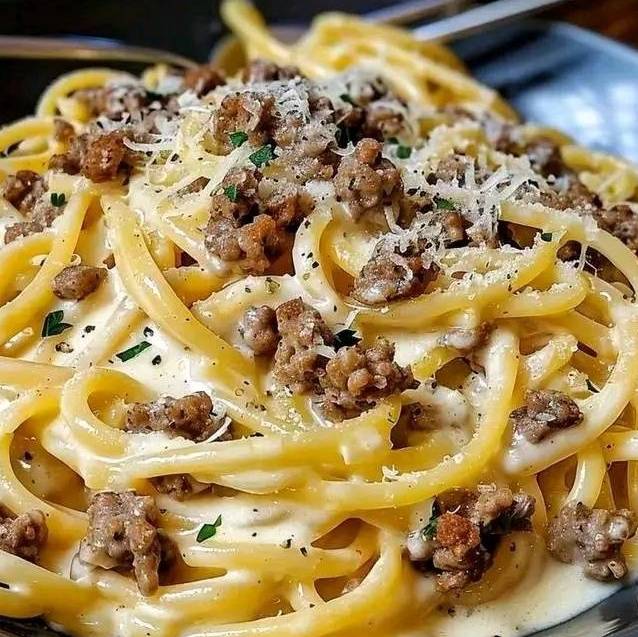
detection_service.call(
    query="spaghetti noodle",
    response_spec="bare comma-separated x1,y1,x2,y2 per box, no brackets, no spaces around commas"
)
1,2,638,636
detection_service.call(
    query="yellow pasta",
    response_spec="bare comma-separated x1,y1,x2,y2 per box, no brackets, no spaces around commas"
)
0,2,638,637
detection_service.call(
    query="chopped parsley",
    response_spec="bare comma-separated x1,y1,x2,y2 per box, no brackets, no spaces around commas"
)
196,515,222,542
540,232,553,242
333,328,361,350
115,340,151,362
229,131,248,148
387,137,399,145
224,184,238,202
335,125,356,149
339,93,356,105
42,310,72,337
50,192,66,207
249,144,275,168
421,514,439,541
396,145,412,159
435,197,455,210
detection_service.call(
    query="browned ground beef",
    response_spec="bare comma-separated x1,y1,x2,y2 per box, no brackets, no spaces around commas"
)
0,508,48,562
210,92,274,154
242,59,300,83
352,250,439,305
75,85,150,120
125,391,229,442
546,502,637,581
50,129,139,183
79,491,174,595
334,138,402,219
439,324,492,354
183,63,226,95
273,298,334,393
597,204,638,253
4,221,45,245
2,170,69,244
151,474,210,501
319,338,417,421
406,485,535,591
204,169,311,274
271,299,415,419
391,401,437,448
2,170,46,213
80,131,129,182
263,181,315,228
53,118,76,144
239,305,279,355
441,210,466,245
52,265,107,300
363,102,405,140
510,389,583,443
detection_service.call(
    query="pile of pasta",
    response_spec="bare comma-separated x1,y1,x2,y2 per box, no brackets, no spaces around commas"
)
1,1,638,636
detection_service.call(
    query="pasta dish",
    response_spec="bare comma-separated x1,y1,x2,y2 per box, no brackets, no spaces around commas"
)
2,2,638,636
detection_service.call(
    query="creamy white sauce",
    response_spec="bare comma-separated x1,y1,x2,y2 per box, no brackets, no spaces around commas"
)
425,558,621,637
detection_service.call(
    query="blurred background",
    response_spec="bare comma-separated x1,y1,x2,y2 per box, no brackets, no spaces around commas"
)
1,0,638,156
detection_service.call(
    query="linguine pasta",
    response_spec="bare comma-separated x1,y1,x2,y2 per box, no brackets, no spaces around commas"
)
1,2,638,636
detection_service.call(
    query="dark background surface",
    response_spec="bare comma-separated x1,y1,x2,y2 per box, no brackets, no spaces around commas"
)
1,0,638,122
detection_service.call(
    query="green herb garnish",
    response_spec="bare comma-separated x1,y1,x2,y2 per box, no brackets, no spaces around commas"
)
249,144,275,168
224,184,238,202
334,328,361,350
229,131,248,148
115,340,151,362
50,192,66,207
42,310,72,337
421,514,439,541
339,93,356,105
435,197,455,210
387,137,399,145
396,145,412,159
196,515,222,542
540,232,553,242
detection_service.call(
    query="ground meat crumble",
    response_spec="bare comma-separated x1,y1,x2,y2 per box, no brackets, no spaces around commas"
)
352,248,439,305
270,298,416,419
239,305,280,355
335,138,402,219
273,298,335,393
546,501,637,581
79,491,174,595
319,338,417,421
52,264,107,300
510,389,583,443
204,168,313,274
125,391,231,442
0,507,48,563
2,170,67,244
406,485,535,591
151,474,210,501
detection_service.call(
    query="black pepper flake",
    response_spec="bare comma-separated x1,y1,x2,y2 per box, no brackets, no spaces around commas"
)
151,355,162,366
143,326,154,338
300,547,308,556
